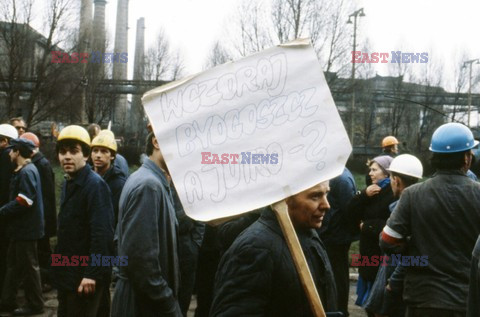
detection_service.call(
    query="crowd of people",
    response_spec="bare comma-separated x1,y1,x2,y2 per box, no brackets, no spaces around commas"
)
0,117,479,317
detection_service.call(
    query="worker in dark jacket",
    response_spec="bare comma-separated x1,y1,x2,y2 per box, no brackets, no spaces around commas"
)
171,186,205,316
20,132,56,292
364,154,423,317
52,125,114,317
319,167,356,317
468,235,480,317
211,181,338,316
348,155,395,311
0,138,44,315
112,132,181,317
0,124,18,293
381,123,480,316
91,130,127,223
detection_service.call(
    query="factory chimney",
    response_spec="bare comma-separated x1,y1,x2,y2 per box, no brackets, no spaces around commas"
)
92,0,107,53
112,0,129,127
130,18,145,137
78,0,93,52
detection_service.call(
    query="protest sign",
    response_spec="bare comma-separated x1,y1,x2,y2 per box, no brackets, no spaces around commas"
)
142,38,351,221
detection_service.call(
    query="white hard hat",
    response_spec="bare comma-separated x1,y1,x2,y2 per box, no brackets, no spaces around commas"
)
388,154,423,179
0,124,18,139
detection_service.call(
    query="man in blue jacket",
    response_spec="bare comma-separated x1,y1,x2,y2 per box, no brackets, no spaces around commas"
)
319,167,356,316
0,138,44,315
112,132,181,317
52,125,114,317
20,132,57,292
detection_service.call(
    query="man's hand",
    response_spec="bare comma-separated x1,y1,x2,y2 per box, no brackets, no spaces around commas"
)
77,278,96,295
385,282,392,292
366,184,381,197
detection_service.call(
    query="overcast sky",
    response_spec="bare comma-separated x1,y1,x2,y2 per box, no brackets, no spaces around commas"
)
101,0,480,83
27,0,480,87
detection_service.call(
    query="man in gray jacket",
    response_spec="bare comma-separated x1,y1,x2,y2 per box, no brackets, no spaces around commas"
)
381,123,480,317
112,132,181,316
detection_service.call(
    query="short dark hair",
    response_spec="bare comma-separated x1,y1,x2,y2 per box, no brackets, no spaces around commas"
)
12,146,33,159
383,145,395,153
9,117,25,125
430,150,468,171
390,171,419,187
145,132,155,156
56,139,90,158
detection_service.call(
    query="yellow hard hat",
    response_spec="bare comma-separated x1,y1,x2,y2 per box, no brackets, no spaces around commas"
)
91,132,117,152
98,129,114,138
57,125,91,146
382,136,399,147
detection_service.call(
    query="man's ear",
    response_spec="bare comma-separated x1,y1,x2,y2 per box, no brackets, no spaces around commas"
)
464,151,473,169
152,135,160,150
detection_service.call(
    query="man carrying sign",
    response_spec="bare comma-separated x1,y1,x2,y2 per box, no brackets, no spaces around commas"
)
210,181,338,316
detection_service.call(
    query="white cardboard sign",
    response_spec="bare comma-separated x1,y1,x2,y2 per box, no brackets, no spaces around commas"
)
142,39,352,221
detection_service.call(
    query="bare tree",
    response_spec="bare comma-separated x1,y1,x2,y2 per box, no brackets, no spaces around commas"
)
413,57,445,155
204,40,232,69
231,0,272,57
0,0,83,127
144,29,185,81
219,0,353,76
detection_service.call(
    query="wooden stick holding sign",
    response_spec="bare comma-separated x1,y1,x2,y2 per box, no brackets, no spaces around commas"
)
271,200,326,317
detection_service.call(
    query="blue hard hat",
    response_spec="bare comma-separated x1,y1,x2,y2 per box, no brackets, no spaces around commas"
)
429,123,479,153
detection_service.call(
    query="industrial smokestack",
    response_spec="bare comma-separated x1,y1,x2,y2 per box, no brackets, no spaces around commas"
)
133,17,145,81
130,17,146,136
79,0,93,51
113,0,128,80
92,0,107,53
112,0,129,127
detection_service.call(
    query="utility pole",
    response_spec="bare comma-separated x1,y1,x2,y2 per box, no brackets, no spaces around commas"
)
347,8,365,145
463,59,479,127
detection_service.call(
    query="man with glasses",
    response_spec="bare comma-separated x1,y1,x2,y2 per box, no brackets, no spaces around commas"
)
9,118,27,136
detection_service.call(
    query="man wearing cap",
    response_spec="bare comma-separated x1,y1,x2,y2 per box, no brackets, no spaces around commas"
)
381,123,480,317
0,138,44,315
88,123,129,178
91,130,126,223
20,132,56,292
52,125,114,316
364,154,423,317
381,136,399,157
0,124,18,292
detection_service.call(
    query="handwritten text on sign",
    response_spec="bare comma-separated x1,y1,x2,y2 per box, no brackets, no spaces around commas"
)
143,40,351,221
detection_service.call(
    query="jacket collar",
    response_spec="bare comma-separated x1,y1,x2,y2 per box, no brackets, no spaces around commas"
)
31,151,44,163
66,164,92,187
433,169,467,177
143,158,170,189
